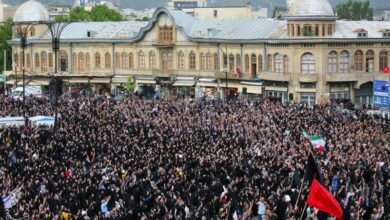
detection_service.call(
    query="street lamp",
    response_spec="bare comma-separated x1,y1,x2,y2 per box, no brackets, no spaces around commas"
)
12,23,35,125
44,21,71,133
13,0,51,126
218,45,228,101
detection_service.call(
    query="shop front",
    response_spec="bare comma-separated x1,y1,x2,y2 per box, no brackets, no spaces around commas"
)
329,83,351,104
219,81,242,100
136,76,156,99
112,75,129,92
240,81,263,99
173,77,195,100
196,78,219,100
90,78,111,94
265,86,288,103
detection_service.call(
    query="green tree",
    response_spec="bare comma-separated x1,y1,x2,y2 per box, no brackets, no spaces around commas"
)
69,6,92,21
0,19,12,72
336,0,373,20
125,75,135,91
57,5,123,22
90,5,124,21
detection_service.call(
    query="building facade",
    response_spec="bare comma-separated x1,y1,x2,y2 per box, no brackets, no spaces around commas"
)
8,0,390,105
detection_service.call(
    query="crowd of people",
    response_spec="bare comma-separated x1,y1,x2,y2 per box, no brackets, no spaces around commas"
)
0,94,389,220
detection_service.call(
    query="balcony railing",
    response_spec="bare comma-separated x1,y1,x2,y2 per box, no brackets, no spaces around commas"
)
258,71,291,81
298,74,318,82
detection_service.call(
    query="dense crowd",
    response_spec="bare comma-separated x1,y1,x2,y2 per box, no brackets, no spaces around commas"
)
0,94,389,220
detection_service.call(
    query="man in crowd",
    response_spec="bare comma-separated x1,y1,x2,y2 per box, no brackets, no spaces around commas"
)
0,94,389,219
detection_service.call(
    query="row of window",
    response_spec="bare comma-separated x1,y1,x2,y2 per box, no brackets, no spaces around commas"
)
13,50,390,75
288,23,334,37
327,50,388,73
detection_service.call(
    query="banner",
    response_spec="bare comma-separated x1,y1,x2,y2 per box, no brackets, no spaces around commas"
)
373,80,389,108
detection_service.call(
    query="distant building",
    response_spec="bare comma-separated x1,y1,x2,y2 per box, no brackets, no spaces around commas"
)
0,0,17,23
168,0,209,10
47,5,71,19
10,0,390,105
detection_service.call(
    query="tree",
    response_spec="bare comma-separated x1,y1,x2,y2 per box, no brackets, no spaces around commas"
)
0,19,12,72
125,75,135,91
69,6,92,21
90,5,124,21
336,0,373,20
57,5,124,22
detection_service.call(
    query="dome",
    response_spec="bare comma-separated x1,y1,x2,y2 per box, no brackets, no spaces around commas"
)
288,0,334,16
13,0,50,23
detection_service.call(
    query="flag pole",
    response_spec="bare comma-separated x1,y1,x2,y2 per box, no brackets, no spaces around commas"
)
299,203,308,220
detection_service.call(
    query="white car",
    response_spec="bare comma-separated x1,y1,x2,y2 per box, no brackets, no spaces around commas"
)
11,86,42,100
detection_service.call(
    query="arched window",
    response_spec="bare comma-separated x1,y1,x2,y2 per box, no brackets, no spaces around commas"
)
121,52,128,69
297,25,301,36
161,51,173,70
301,53,315,74
138,51,145,69
72,53,77,70
178,51,185,69
59,50,68,72
213,53,218,70
129,53,134,69
78,52,85,71
149,51,156,69
235,54,241,71
189,51,196,70
365,50,374,72
267,54,272,71
328,51,338,73
245,54,249,73
19,52,23,68
354,50,363,72
339,51,349,73
26,53,30,68
258,55,263,72
105,52,111,68
379,50,388,71
13,53,18,68
86,53,90,70
35,52,40,68
251,54,257,75
30,27,35,37
206,53,212,70
328,24,332,35
274,53,282,73
115,52,121,68
95,53,101,68
200,53,206,70
48,53,53,68
41,51,47,72
283,55,289,73
228,54,235,72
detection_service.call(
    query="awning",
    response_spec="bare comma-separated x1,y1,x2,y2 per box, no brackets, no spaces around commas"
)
199,78,217,82
241,81,263,86
296,88,317,93
90,78,110,84
137,79,156,84
0,75,4,82
112,76,129,83
68,78,89,84
219,82,242,88
176,76,195,81
197,82,218,87
265,86,288,92
5,80,17,85
29,79,49,85
173,81,195,87
243,85,263,94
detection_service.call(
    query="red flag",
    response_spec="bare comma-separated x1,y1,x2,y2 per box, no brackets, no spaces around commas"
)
383,66,390,74
236,67,241,77
307,178,343,219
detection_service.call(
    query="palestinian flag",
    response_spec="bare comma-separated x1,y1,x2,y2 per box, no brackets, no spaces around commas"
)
302,130,325,152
